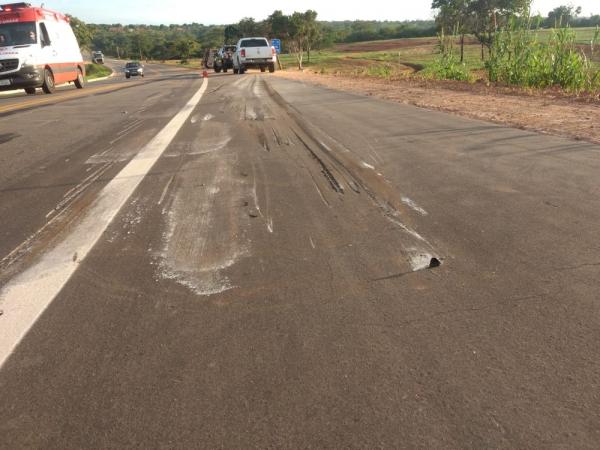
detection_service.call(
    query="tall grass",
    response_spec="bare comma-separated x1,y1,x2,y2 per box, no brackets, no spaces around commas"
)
486,23,600,92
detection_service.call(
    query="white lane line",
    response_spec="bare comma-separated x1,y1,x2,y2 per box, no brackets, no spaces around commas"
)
0,78,208,369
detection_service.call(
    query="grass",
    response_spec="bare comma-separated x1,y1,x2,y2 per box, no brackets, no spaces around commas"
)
85,63,113,80
154,59,208,70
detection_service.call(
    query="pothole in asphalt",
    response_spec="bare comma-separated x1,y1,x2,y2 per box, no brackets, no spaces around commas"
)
429,257,441,268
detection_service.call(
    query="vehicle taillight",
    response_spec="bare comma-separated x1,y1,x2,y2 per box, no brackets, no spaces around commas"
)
272,47,276,56
241,49,246,58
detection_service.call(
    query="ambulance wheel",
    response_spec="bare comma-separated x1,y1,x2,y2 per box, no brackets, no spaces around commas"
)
269,64,275,73
74,68,85,89
260,66,266,73
42,68,55,94
25,87,36,95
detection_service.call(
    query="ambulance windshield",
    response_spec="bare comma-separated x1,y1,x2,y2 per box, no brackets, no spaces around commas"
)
0,22,36,47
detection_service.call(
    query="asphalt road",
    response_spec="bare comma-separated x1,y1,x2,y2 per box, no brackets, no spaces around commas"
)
0,64,599,448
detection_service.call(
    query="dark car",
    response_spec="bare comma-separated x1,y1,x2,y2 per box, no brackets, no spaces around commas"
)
124,61,144,78
214,45,236,73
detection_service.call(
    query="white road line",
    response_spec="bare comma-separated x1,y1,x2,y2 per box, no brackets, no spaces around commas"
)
0,78,208,369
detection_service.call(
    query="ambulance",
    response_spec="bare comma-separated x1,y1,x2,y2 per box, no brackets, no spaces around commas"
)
0,3,85,94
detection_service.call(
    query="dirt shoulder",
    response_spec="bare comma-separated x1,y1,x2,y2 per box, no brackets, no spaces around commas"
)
274,70,600,145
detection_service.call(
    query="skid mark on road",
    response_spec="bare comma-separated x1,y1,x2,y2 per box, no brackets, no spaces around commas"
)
165,122,232,158
262,77,442,271
1,162,115,273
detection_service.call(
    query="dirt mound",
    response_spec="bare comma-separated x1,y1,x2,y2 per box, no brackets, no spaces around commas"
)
334,37,479,52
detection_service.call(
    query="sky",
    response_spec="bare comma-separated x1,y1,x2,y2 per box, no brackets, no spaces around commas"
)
43,1,600,25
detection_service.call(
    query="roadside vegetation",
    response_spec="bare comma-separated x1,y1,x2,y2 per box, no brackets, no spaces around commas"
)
486,25,599,92
68,1,599,95
425,1,600,93
85,63,112,81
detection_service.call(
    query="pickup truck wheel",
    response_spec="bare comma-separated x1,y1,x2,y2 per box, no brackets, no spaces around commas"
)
224,68,228,73
24,87,36,95
42,68,55,94
260,66,266,73
214,67,222,73
74,68,85,89
268,64,276,73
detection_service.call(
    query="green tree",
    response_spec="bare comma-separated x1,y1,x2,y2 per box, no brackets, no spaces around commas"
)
238,17,259,36
545,5,582,27
224,25,240,42
68,15,93,50
267,10,290,39
175,37,199,62
468,0,532,57
288,12,308,69
131,31,153,60
432,0,472,61
303,10,321,63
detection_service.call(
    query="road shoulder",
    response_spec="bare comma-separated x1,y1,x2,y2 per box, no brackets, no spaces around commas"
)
275,70,600,145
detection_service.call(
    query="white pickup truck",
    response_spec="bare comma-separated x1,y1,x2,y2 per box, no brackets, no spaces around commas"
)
233,37,276,74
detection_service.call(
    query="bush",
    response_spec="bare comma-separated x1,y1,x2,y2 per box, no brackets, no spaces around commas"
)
424,53,472,81
424,31,472,82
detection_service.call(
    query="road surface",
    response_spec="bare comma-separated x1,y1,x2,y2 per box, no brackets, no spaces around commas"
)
0,63,599,448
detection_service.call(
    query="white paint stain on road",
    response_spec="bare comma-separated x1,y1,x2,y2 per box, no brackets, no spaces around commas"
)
157,122,245,296
401,196,428,216
407,250,436,272
361,161,375,170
